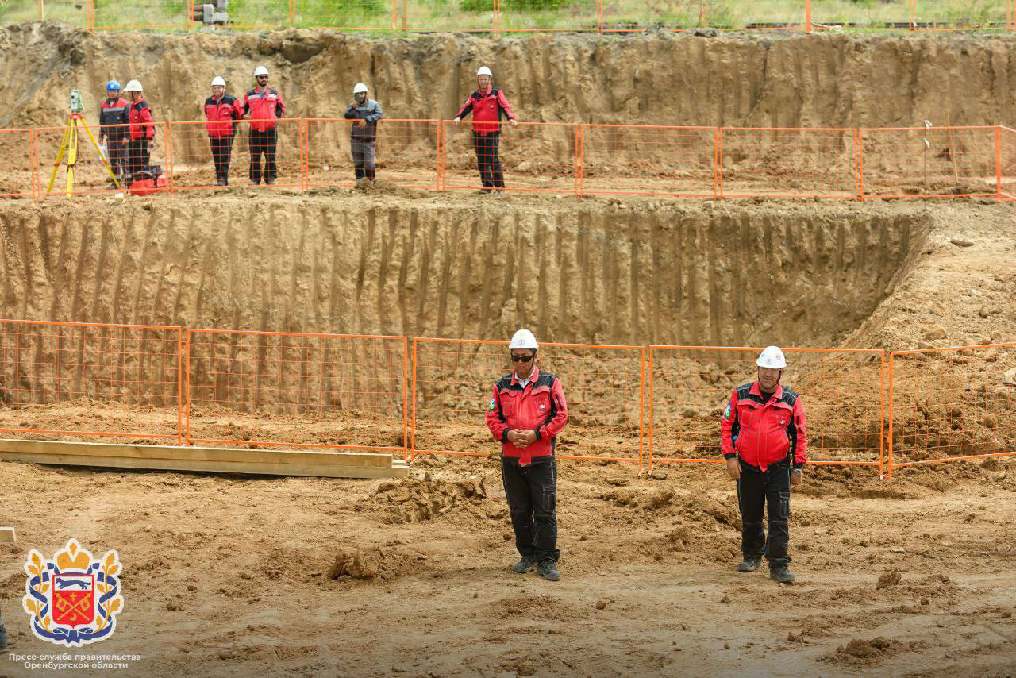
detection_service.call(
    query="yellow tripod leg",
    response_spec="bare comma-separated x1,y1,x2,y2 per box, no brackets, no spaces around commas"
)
79,117,120,189
66,122,78,197
45,124,72,195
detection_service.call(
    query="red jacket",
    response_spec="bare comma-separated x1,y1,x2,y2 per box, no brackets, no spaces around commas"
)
485,367,568,465
721,382,807,471
243,86,285,132
128,98,155,141
204,94,244,138
455,86,515,135
99,97,130,140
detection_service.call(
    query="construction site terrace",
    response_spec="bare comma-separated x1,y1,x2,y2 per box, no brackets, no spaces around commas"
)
0,19,1014,678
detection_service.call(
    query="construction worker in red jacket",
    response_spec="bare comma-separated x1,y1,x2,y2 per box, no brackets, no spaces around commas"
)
485,329,568,582
454,66,517,193
243,65,285,185
721,346,807,584
123,79,154,182
98,80,130,183
204,75,244,187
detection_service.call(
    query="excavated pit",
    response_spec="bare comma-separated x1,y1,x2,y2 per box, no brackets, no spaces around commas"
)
0,195,926,346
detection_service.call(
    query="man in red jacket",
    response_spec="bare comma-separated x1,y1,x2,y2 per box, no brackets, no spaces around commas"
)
721,346,807,584
243,65,285,186
454,66,517,193
123,79,154,183
204,76,244,187
485,329,568,582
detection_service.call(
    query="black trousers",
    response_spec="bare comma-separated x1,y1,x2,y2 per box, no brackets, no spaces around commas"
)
737,459,792,566
106,137,129,179
502,457,559,563
209,135,235,183
248,128,278,183
473,131,505,189
127,139,149,178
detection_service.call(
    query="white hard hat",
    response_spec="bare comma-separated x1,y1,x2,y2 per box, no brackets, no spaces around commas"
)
756,346,787,369
476,66,493,77
353,82,369,94
509,329,538,351
211,76,226,87
123,79,143,93
253,65,269,77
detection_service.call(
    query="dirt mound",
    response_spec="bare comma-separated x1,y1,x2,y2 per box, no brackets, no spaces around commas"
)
361,473,496,524
826,637,926,665
2,26,1016,129
326,545,419,581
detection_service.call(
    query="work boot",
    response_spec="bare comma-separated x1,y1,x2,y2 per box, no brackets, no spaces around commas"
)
214,178,225,187
769,564,795,584
265,178,275,185
736,557,761,573
511,557,536,574
537,560,560,582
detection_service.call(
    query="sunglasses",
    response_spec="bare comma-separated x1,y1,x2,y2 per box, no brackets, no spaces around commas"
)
510,353,534,363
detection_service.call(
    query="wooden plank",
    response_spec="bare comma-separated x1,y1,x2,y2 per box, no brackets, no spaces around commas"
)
0,527,15,543
0,438,393,468
0,452,407,479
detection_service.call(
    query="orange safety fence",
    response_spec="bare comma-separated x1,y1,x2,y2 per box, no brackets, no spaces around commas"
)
0,128,36,200
887,343,1016,476
13,0,1015,32
581,125,716,198
33,121,168,198
646,346,887,472
185,329,408,455
441,121,578,195
719,127,859,200
305,118,440,191
410,337,645,463
4,119,1016,203
0,319,184,444
861,125,1000,200
1000,126,1016,200
165,119,306,192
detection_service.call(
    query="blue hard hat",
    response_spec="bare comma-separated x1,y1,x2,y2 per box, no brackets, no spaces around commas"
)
106,80,121,92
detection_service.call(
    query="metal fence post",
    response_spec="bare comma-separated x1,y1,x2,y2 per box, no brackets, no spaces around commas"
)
573,124,585,197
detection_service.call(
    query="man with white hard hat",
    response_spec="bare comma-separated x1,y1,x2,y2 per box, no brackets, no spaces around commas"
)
123,79,154,182
454,65,518,193
485,329,568,582
243,65,286,185
204,75,244,186
343,82,384,186
720,345,808,584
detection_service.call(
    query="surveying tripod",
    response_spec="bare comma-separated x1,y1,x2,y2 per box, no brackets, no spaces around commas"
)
46,89,121,196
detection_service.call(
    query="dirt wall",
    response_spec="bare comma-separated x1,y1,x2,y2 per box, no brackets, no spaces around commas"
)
0,194,922,346
2,24,1016,130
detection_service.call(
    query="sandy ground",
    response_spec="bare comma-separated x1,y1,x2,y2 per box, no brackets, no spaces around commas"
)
1,455,1015,677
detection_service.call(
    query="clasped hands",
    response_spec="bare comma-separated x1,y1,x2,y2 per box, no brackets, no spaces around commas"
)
507,429,537,447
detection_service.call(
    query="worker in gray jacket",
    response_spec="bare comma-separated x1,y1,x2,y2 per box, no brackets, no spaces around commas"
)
343,82,384,185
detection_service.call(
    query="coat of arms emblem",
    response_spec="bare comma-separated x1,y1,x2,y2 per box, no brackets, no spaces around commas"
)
22,539,124,647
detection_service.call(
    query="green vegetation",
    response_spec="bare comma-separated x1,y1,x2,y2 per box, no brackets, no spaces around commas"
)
0,0,1011,32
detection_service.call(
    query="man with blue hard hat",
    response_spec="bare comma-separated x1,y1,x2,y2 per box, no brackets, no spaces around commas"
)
98,80,130,183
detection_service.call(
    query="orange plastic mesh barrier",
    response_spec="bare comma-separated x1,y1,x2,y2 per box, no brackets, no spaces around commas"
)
441,121,578,195
305,119,440,191
26,0,1016,33
888,344,1016,475
165,119,306,192
719,128,859,199
861,126,1000,200
1000,126,1016,200
3,119,1016,202
582,125,716,198
0,129,36,199
33,121,168,198
647,346,887,472
410,338,645,463
185,329,408,455
0,320,185,444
